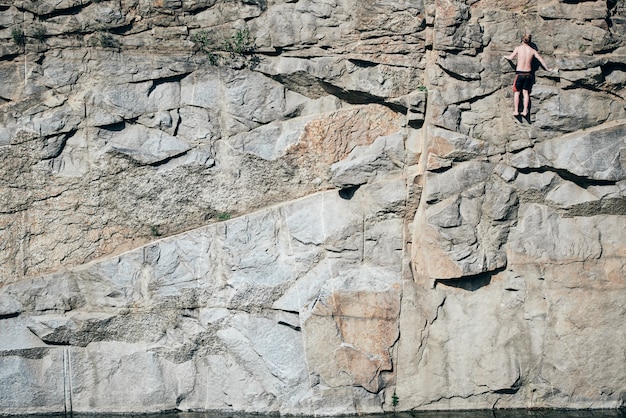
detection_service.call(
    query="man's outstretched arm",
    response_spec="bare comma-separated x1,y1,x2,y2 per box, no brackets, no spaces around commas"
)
503,48,518,61
534,51,552,71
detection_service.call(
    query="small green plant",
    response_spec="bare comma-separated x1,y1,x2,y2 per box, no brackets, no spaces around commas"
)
191,28,255,67
33,25,47,43
417,85,428,92
11,27,25,47
190,30,210,47
88,30,119,48
150,225,162,237
579,44,587,52
217,212,231,221
392,391,399,409
190,30,216,61
207,52,219,66
223,28,254,56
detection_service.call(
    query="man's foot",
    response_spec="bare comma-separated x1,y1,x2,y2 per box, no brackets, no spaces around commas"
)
521,110,528,117
513,112,519,116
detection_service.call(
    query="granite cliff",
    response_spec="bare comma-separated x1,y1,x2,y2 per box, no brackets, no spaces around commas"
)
1,0,625,415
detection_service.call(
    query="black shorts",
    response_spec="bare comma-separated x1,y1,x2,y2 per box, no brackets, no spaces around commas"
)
513,71,533,92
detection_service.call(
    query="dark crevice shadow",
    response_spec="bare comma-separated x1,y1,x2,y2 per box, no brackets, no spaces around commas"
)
434,266,505,291
38,3,88,20
319,80,408,114
516,167,617,188
338,185,360,200
0,312,20,320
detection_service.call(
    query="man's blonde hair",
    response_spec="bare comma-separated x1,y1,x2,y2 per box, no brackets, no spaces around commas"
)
522,34,532,44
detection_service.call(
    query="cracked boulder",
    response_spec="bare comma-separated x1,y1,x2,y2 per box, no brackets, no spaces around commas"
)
413,160,518,280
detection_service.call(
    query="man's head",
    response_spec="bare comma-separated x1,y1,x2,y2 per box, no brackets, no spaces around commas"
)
522,34,532,44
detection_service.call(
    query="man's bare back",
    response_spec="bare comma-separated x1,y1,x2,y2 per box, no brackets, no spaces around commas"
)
505,43,550,72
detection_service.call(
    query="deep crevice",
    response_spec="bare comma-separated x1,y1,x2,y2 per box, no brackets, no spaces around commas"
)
434,266,505,291
319,80,408,114
338,185,360,200
108,23,136,36
0,53,22,63
408,118,425,129
146,149,191,167
259,47,284,57
242,0,267,11
146,72,190,96
439,66,480,83
277,320,301,332
494,376,523,395
99,120,127,132
38,3,89,20
37,339,72,346
0,312,20,320
516,167,618,189
348,58,378,68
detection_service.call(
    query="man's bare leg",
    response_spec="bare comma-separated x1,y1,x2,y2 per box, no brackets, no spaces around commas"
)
513,91,520,116
521,90,530,116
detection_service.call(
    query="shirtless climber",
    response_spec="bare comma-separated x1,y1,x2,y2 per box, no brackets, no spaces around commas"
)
504,34,552,117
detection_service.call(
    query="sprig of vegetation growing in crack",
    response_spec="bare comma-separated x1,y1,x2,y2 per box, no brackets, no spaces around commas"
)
392,391,399,411
33,25,47,43
191,28,256,68
150,225,162,237
222,28,254,55
88,30,120,49
217,212,231,221
11,27,26,47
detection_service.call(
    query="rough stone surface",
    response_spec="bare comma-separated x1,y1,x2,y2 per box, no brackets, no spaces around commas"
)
0,0,625,416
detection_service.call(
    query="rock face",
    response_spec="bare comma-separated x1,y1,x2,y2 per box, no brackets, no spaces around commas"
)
1,0,625,415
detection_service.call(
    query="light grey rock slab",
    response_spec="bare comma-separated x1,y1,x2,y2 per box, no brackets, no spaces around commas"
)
224,314,308,387
27,312,122,347
176,105,221,142
0,291,23,317
512,171,557,193
228,116,313,160
17,103,82,138
538,0,609,21
330,132,404,188
92,78,181,121
0,177,405,414
0,348,65,415
180,68,299,137
101,123,192,165
272,259,338,313
424,161,494,204
428,126,501,163
545,182,600,207
415,161,519,279
533,121,626,181
508,203,602,263
41,54,83,89
69,342,195,413
438,54,483,81
0,316,50,351
532,87,625,133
